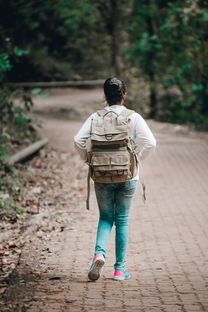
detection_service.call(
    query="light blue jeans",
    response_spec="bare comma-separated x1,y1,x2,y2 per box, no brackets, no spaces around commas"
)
94,180,137,271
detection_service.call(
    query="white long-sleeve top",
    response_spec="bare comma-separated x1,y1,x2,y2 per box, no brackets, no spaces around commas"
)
74,105,156,180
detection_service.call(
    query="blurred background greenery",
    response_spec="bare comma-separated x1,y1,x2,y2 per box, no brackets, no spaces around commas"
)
0,0,208,125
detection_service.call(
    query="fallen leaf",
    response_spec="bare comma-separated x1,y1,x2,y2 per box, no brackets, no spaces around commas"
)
0,287,7,294
8,241,17,248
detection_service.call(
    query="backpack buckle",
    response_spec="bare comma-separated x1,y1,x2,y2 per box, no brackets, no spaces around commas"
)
105,134,113,141
117,170,124,176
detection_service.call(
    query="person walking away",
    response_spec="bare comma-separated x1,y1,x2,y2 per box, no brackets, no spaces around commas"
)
74,77,156,281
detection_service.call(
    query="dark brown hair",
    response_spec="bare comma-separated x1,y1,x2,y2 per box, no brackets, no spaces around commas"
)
104,77,126,106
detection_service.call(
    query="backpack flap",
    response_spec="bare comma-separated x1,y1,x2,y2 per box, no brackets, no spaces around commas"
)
91,110,130,142
91,123,129,142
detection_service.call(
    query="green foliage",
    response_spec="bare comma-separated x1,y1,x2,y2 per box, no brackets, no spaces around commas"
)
14,48,29,56
0,36,37,216
0,198,24,214
0,144,9,161
0,160,24,215
15,113,28,127
31,88,48,98
31,88,42,95
0,87,34,133
0,0,207,126
129,0,208,125
0,38,34,131
0,36,29,83
0,53,12,72
0,3,41,217
0,0,110,81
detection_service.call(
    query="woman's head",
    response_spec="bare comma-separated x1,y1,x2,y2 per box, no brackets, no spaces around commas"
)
104,77,126,106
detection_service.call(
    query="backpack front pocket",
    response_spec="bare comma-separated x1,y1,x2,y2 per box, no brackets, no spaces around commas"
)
90,151,130,178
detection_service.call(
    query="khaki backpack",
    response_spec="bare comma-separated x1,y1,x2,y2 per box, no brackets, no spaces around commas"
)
86,108,143,209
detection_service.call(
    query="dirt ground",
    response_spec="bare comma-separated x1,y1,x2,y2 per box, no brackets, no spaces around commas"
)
1,88,208,312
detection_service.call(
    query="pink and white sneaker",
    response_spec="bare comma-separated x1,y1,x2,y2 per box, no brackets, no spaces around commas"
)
88,254,105,281
114,270,131,281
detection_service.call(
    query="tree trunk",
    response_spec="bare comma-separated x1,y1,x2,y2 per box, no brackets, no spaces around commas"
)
149,81,157,118
111,32,124,77
110,0,123,77
97,0,133,78
146,0,157,118
8,138,48,164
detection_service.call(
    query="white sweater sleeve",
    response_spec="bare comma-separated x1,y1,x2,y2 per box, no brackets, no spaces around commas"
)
73,113,95,161
134,114,156,160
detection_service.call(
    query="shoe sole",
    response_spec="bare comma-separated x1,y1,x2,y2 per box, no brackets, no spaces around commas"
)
113,275,131,281
88,259,105,281
114,276,125,281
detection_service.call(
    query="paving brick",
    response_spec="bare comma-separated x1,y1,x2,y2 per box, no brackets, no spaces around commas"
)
183,304,204,312
162,305,184,312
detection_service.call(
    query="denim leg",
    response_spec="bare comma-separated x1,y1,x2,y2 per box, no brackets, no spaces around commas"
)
94,183,115,258
114,181,137,271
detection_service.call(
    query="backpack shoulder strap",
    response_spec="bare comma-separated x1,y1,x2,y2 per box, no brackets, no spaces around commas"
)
96,108,134,118
120,108,135,118
96,109,108,117
91,110,107,127
117,108,135,125
86,166,90,210
95,110,118,127
97,109,118,118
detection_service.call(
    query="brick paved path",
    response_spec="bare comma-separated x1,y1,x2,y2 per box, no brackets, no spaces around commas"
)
21,119,207,312
3,89,208,311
